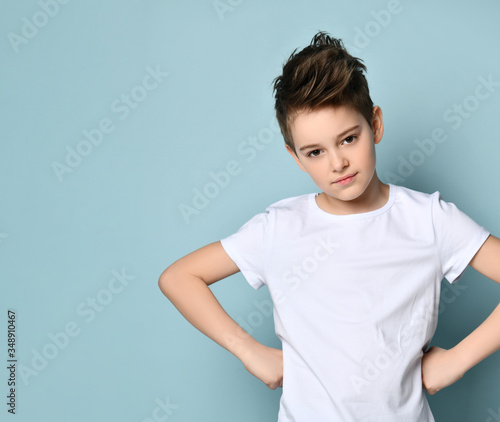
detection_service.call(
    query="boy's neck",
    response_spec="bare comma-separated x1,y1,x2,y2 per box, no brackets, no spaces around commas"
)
315,176,390,216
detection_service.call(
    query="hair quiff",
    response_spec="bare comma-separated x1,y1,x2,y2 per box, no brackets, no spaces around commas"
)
272,31,374,155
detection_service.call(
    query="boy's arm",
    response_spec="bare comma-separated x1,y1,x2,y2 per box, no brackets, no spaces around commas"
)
158,241,283,389
422,234,500,395
450,234,500,371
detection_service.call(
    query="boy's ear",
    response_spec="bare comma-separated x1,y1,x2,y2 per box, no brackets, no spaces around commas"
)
371,106,384,144
285,144,308,173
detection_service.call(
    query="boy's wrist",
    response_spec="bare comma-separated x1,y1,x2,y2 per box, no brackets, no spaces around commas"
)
222,326,262,362
447,344,472,377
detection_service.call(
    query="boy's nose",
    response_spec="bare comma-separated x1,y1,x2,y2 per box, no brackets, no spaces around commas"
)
329,152,348,172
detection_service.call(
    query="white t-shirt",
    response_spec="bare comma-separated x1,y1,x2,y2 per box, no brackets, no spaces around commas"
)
220,184,490,422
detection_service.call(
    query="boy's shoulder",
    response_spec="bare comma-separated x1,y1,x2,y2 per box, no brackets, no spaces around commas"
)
262,192,313,217
245,193,313,227
267,192,312,208
394,184,439,204
395,185,457,217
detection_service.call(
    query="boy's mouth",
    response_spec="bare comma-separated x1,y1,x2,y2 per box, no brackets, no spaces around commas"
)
333,172,358,185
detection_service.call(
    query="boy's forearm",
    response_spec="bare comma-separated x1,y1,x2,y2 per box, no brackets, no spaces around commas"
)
158,270,261,362
449,302,500,374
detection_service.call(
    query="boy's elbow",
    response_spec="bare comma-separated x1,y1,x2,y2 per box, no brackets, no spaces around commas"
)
158,265,193,295
158,267,176,295
158,253,211,295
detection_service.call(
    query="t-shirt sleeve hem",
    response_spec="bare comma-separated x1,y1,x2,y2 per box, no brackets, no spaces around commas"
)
220,237,265,290
445,228,490,284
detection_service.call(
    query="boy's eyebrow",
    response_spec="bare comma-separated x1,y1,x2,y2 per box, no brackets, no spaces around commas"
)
299,124,361,151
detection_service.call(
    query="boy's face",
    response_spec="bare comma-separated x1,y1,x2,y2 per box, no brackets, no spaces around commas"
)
286,105,384,209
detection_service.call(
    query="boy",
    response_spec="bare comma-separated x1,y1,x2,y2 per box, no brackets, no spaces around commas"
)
158,32,500,421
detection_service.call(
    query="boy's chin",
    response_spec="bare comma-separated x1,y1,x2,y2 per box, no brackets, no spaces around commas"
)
328,191,363,203
323,182,371,203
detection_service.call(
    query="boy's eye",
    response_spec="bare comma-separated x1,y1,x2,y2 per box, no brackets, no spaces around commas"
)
342,135,357,145
307,149,321,157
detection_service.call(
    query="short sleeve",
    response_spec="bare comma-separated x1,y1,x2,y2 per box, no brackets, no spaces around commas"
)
431,192,490,284
219,208,273,290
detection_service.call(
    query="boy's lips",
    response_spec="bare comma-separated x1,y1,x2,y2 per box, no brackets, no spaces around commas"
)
333,172,358,184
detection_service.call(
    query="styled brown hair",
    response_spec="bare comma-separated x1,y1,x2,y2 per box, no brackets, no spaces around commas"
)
272,31,374,155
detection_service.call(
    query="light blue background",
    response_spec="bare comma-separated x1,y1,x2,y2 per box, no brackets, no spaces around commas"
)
1,1,500,421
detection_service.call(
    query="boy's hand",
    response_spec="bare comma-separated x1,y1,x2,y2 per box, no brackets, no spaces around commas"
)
421,346,465,395
240,343,283,390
